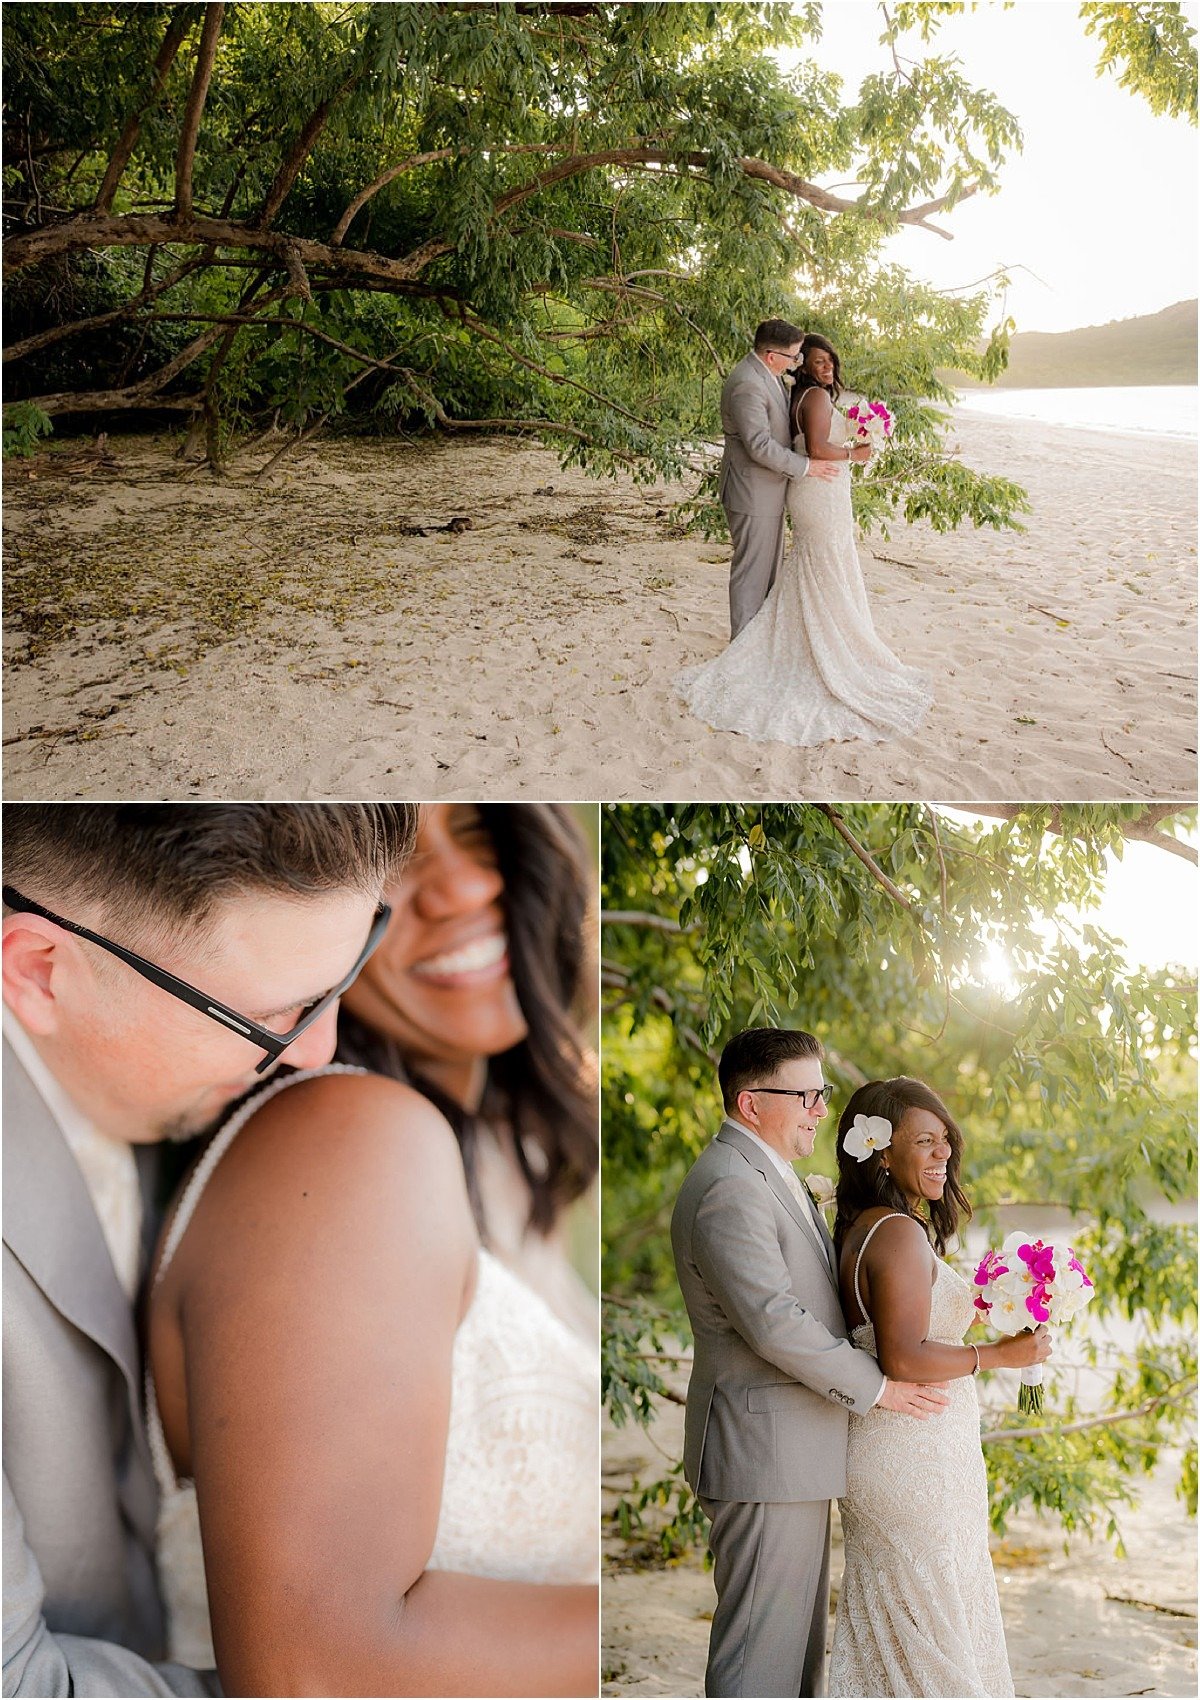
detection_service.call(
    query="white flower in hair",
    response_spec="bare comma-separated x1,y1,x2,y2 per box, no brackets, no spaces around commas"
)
843,1114,892,1162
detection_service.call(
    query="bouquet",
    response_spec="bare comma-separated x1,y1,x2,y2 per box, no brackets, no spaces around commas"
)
844,399,894,455
972,1231,1095,1414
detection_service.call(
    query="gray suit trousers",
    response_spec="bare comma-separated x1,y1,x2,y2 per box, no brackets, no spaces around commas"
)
700,1497,831,1698
726,507,786,639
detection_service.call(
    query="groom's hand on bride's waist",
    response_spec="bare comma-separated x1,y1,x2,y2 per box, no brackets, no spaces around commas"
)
875,1378,951,1418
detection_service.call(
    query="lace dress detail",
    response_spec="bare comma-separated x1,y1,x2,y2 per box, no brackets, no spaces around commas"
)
827,1216,1014,1698
146,1066,598,1668
676,407,933,745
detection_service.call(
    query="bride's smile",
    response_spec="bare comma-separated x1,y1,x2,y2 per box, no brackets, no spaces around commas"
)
342,803,528,1108
409,927,509,984
882,1107,954,1205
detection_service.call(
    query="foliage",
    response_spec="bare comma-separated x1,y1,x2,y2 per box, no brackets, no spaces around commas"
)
0,3,1121,527
2,401,54,458
1080,1,1198,121
601,804,1197,1560
5,2,1192,522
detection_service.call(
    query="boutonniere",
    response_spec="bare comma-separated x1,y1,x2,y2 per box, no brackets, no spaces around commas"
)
805,1173,837,1213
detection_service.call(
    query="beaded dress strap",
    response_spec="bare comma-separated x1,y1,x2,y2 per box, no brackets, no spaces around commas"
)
852,1211,930,1323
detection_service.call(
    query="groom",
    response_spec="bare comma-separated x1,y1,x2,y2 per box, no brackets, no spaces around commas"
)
718,319,839,639
2,803,415,1696
671,1027,949,1698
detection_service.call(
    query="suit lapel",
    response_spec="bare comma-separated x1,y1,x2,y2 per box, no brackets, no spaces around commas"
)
751,354,787,425
2,1039,157,1528
717,1120,838,1288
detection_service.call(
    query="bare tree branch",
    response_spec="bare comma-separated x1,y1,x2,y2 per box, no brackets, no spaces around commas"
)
814,804,918,914
94,6,193,214
174,2,225,222
953,804,1199,867
282,244,313,302
330,143,561,246
479,145,979,238
3,251,212,363
600,967,713,1061
258,74,359,230
982,1384,1196,1445
397,371,642,466
602,910,698,933
4,214,442,283
455,308,654,429
6,139,974,282
20,323,229,417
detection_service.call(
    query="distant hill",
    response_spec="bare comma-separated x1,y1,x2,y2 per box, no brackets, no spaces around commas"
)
953,300,1197,389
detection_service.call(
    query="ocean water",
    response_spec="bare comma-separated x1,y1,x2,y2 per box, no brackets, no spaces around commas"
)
953,384,1198,439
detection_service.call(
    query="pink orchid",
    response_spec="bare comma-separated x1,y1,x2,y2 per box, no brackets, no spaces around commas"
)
974,1250,1008,1286
1024,1282,1052,1323
1017,1240,1056,1283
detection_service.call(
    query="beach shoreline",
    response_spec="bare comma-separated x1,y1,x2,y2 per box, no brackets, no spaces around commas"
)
4,413,1195,800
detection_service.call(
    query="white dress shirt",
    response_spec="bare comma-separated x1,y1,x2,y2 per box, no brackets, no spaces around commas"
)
4,1011,142,1298
727,1114,803,1183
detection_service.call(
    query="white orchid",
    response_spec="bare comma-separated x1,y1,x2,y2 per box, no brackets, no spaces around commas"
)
985,1289,1032,1335
843,1114,892,1163
805,1173,837,1212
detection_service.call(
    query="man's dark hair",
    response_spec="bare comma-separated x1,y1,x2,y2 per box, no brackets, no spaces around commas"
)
718,1026,824,1114
2,804,417,944
753,318,804,353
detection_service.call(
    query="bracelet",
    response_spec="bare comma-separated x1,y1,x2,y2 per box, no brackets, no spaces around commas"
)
970,1344,980,1375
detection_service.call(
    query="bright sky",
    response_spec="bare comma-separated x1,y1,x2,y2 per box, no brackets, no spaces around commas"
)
945,812,1199,976
787,0,1199,334
719,810,1197,976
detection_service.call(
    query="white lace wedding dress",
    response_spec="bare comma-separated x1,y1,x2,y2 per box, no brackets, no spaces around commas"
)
677,407,933,744
147,1066,598,1668
828,1215,1014,1698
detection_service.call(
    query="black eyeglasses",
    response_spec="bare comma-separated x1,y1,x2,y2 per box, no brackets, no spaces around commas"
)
2,885,391,1074
748,1085,834,1111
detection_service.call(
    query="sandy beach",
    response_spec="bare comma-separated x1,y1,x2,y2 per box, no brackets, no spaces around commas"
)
603,1394,1198,1700
3,413,1195,800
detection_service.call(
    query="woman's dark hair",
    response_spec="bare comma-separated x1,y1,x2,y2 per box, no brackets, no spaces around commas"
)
335,804,597,1238
833,1077,971,1258
789,332,843,434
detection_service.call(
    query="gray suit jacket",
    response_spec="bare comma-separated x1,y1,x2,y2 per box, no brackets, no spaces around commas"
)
671,1121,884,1503
717,352,810,516
2,1040,218,1696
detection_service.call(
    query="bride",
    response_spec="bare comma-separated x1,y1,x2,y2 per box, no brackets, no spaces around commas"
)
145,804,597,1697
677,334,933,746
828,1077,1051,1699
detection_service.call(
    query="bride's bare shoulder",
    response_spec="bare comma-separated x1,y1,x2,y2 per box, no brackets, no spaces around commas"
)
198,1070,471,1223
